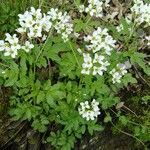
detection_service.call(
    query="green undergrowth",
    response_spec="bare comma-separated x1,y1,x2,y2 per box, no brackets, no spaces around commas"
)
0,0,150,150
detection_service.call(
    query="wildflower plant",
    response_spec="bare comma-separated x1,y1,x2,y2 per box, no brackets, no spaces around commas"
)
0,0,150,149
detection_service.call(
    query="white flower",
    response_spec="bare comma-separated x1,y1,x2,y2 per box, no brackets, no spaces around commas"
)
40,14,52,32
78,99,101,121
79,5,85,13
93,53,105,64
42,34,47,41
0,40,5,51
17,7,52,39
77,48,82,54
81,27,113,76
30,7,42,19
5,33,18,45
16,27,26,33
4,48,18,58
116,24,124,32
74,32,80,38
124,60,132,69
104,0,110,7
91,53,110,75
81,68,91,75
84,0,104,18
145,36,150,46
47,8,58,21
125,14,133,24
131,0,150,27
82,53,93,65
22,41,34,52
110,63,128,84
47,9,73,42
93,66,99,75
28,26,42,38
81,53,93,75
0,34,21,58
84,27,116,55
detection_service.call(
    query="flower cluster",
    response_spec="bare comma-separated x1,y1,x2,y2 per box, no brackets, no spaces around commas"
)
17,7,73,42
17,7,52,39
0,33,34,58
78,99,101,121
84,27,116,55
0,7,73,58
47,8,73,42
81,53,110,75
79,0,110,18
0,34,21,58
81,27,116,76
110,63,128,83
85,0,103,18
131,0,150,27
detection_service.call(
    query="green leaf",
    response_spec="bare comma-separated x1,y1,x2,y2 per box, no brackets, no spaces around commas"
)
20,54,27,76
131,52,150,75
4,62,19,86
104,113,112,123
74,19,85,32
88,123,104,135
119,115,129,126
46,90,56,107
37,91,45,104
122,73,137,86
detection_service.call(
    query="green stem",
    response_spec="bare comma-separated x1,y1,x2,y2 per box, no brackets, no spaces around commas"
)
39,0,44,8
110,108,149,128
34,29,53,75
85,16,92,26
0,62,10,69
68,41,80,67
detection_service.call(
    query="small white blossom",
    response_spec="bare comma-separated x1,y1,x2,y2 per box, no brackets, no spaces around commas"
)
47,9,73,42
81,53,93,75
47,8,58,21
77,48,82,54
78,99,101,121
0,40,5,51
110,63,128,84
116,24,124,32
1,34,21,58
92,53,110,75
4,48,18,58
79,5,85,13
145,36,150,46
85,0,103,18
22,41,34,52
42,34,47,41
104,0,110,7
74,32,80,38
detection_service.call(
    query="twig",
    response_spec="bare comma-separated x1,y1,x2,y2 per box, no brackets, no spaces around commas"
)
1,121,27,149
111,121,146,148
122,105,138,118
133,64,150,87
